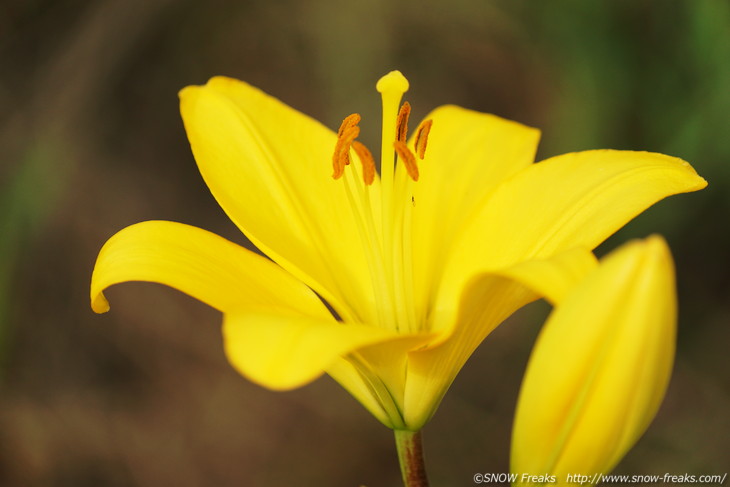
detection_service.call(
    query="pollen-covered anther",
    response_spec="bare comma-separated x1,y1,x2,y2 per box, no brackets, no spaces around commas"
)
395,101,411,144
332,116,362,179
338,113,361,136
394,140,419,181
352,141,376,185
413,119,433,159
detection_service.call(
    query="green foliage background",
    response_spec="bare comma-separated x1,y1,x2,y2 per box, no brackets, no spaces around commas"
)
1,1,727,485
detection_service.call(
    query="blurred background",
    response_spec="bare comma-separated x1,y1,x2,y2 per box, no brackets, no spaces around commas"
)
1,0,728,485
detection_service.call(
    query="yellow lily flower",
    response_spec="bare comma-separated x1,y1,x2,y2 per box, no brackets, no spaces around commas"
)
90,70,705,434
511,236,677,486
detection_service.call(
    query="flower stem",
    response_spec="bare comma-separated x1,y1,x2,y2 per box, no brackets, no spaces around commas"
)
394,429,430,487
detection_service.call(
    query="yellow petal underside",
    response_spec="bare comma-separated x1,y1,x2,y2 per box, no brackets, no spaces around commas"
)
180,77,379,325
403,248,599,429
511,236,676,482
327,333,435,429
436,149,706,334
223,311,417,391
326,332,436,429
93,220,427,394
90,220,330,318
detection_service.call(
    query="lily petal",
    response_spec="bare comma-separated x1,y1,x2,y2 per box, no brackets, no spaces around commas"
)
90,220,329,319
179,77,378,325
489,247,600,306
329,332,437,430
409,106,541,317
511,236,676,481
326,357,399,427
223,311,418,391
327,332,436,429
437,150,706,333
403,248,598,429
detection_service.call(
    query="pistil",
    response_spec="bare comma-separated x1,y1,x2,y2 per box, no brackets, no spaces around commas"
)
330,71,432,333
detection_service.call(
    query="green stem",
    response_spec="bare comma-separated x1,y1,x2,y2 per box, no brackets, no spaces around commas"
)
394,429,430,487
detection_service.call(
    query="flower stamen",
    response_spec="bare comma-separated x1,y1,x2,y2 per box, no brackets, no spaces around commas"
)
395,101,411,144
352,141,376,185
338,113,361,136
413,119,433,159
333,114,362,179
333,113,378,186
394,140,419,181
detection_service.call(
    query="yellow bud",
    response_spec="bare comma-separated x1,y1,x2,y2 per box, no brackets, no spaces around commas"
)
511,236,676,485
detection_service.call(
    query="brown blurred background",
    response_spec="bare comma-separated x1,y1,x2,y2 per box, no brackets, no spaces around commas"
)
1,0,728,485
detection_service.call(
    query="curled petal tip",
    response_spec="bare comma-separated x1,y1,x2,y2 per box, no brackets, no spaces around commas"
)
644,233,670,252
91,293,110,314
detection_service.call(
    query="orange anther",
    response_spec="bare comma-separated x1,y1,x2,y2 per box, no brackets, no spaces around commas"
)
395,101,411,144
333,123,360,179
413,119,433,159
352,141,376,185
332,148,346,179
394,140,419,181
338,113,361,137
